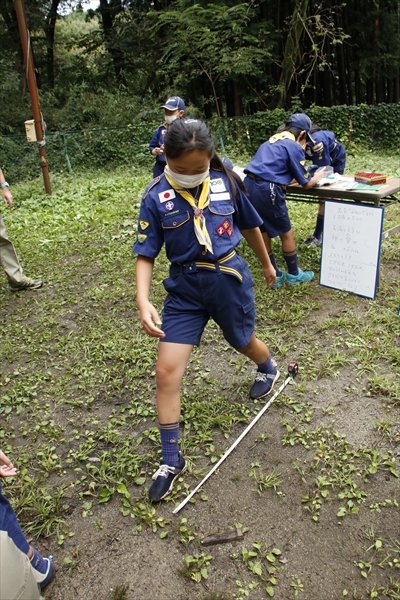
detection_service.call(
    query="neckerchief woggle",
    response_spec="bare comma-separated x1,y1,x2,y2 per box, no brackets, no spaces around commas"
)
164,169,213,254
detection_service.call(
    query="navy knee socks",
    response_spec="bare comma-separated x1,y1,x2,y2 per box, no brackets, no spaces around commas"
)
159,421,180,466
268,251,282,277
257,355,276,374
283,250,299,275
313,214,324,239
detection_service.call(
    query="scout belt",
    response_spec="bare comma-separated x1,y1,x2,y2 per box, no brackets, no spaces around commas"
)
175,250,243,282
246,173,286,190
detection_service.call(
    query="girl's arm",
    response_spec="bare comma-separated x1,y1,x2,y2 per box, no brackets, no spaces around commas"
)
136,256,165,338
241,228,276,287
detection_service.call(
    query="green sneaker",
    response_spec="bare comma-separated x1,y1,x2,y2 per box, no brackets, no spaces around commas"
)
286,269,314,286
272,271,287,289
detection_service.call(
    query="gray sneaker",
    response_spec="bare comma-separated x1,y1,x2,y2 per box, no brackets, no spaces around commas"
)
9,278,43,292
303,235,322,248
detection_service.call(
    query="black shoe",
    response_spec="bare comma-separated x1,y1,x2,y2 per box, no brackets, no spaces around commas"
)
148,454,187,503
9,278,43,292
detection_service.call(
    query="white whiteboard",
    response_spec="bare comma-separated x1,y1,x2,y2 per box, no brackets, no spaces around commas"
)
320,201,384,299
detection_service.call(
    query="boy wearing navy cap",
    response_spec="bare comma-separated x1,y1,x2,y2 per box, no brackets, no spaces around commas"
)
244,113,326,288
149,96,185,177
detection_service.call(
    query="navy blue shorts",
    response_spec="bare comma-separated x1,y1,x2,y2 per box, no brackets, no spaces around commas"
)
244,176,292,238
160,254,255,349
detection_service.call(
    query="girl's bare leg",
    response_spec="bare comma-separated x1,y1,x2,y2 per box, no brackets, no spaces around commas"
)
237,332,269,364
156,342,193,421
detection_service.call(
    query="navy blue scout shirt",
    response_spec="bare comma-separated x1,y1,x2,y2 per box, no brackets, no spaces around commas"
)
306,130,346,174
133,170,263,263
149,125,167,165
245,135,313,185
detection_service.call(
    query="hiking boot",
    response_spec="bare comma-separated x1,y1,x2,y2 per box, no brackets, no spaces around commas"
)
148,453,187,503
303,235,322,248
272,271,287,289
249,367,280,400
9,278,43,292
286,268,314,286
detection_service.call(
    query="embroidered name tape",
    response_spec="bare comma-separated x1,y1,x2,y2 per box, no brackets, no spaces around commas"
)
210,192,231,201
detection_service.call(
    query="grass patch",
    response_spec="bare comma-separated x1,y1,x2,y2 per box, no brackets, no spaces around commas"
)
1,156,400,598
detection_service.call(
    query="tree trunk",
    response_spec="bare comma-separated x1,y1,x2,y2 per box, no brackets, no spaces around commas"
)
44,0,60,89
269,0,310,109
99,0,127,87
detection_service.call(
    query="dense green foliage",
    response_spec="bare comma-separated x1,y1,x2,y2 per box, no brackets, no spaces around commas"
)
1,0,400,136
2,103,400,184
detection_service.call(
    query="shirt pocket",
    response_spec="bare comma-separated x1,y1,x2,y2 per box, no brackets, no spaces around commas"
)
161,211,191,229
208,201,235,217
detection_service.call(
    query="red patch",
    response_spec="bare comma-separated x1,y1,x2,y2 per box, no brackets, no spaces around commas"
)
216,220,233,237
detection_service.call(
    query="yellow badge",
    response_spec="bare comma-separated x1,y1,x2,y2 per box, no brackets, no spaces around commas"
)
140,221,149,230
137,234,147,243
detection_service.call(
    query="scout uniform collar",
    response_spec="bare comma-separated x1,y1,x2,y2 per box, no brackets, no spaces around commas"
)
164,171,213,254
269,131,296,144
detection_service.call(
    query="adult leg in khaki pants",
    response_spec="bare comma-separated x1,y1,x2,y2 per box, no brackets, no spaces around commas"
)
0,214,26,286
0,530,42,600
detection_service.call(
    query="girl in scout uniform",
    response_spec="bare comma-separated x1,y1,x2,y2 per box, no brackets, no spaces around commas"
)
134,118,279,503
303,125,347,247
149,96,185,177
244,113,326,288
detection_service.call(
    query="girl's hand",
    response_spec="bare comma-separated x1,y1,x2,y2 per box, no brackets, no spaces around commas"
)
263,263,277,287
139,301,166,338
0,450,17,478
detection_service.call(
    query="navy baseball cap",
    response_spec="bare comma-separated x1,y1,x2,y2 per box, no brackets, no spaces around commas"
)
288,113,315,142
162,96,185,111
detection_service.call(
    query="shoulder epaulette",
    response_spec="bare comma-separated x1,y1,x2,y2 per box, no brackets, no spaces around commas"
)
143,176,161,200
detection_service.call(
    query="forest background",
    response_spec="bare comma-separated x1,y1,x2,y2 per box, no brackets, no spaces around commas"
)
1,0,400,143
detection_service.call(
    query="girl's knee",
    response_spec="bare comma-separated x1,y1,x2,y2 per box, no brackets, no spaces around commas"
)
156,360,180,387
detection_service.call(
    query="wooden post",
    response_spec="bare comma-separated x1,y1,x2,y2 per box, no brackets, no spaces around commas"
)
14,0,52,194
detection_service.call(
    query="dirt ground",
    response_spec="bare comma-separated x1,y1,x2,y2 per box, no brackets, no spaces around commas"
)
1,187,399,600
32,269,400,600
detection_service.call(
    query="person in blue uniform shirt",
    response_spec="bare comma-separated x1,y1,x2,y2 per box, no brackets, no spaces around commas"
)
243,113,326,288
134,118,279,503
149,96,185,178
303,125,347,247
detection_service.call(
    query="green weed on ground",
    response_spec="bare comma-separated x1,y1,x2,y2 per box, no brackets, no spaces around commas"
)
1,156,399,599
